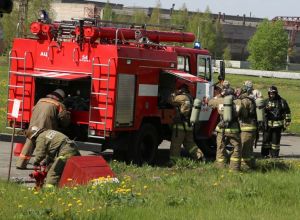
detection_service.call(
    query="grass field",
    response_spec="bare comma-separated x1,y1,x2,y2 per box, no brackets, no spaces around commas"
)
1,56,300,219
1,160,300,219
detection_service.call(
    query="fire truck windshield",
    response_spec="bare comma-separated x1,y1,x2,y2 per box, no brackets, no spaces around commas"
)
197,55,212,81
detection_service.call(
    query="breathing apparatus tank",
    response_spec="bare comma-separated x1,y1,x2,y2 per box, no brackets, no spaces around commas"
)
255,97,265,122
223,95,233,123
190,98,202,125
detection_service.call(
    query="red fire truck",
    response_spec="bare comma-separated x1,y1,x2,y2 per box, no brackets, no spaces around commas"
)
2,18,224,164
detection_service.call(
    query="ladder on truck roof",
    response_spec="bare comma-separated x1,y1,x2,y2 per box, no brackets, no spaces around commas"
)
88,58,111,139
6,50,32,130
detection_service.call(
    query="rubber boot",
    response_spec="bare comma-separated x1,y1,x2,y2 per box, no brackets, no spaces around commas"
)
261,147,270,158
270,149,280,158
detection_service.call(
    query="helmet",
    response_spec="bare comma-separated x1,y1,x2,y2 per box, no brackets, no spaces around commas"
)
177,84,189,94
268,86,278,94
52,89,65,100
244,81,253,90
222,80,230,89
26,126,41,140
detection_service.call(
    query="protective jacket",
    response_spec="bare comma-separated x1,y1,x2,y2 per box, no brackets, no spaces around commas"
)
169,92,193,131
238,94,257,132
265,96,291,128
29,97,70,130
208,97,240,133
34,130,80,166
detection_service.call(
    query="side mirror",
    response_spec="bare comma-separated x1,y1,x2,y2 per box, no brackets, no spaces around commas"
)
218,60,225,81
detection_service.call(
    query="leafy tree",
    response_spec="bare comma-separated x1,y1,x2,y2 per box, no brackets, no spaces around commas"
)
0,0,53,53
102,1,113,21
187,7,222,58
247,20,288,70
170,3,188,30
148,1,161,26
223,45,232,67
131,9,148,24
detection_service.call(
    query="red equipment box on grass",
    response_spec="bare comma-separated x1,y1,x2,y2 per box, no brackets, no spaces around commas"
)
59,156,116,187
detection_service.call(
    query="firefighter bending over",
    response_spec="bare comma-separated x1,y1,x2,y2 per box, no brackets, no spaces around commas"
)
208,95,241,171
27,126,80,187
261,86,291,158
16,89,71,169
168,84,205,166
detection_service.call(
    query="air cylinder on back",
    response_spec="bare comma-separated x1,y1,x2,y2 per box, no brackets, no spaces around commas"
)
190,98,202,125
223,95,233,123
255,97,265,122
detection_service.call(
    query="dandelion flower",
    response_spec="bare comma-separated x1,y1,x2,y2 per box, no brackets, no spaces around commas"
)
143,185,148,189
213,182,219,186
68,203,72,207
33,191,39,195
18,205,23,208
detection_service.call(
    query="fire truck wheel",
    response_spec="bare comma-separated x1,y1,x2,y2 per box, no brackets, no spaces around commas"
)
196,135,217,160
130,123,159,165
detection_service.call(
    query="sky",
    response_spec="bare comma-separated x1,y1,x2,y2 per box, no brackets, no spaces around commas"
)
106,0,299,19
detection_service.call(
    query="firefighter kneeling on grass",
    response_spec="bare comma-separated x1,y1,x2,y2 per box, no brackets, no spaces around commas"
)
168,84,205,166
26,126,80,188
208,95,242,171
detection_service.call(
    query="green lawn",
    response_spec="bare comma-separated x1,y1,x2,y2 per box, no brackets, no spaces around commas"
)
0,56,9,133
1,160,300,219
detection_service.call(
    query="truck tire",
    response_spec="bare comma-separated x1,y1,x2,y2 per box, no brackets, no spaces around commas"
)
129,123,159,165
196,135,217,160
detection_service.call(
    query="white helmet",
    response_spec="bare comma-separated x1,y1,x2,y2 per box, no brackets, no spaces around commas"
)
53,89,65,99
27,126,41,139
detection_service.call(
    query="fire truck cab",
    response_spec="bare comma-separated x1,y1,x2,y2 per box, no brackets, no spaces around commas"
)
4,19,224,164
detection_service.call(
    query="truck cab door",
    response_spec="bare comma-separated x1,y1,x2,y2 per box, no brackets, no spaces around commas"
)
196,55,213,121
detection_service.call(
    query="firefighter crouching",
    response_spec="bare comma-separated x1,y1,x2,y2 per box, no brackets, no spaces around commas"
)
27,126,80,187
168,84,205,166
261,86,291,158
208,95,242,171
237,83,259,170
16,89,71,169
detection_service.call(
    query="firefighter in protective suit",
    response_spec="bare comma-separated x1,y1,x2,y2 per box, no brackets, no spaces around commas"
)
237,87,257,170
27,126,80,187
262,86,291,158
208,95,242,171
168,84,205,165
16,89,71,169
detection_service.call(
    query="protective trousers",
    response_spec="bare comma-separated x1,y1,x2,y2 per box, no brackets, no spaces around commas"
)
45,147,80,187
262,127,282,157
16,139,34,168
216,132,241,171
240,131,256,169
169,126,204,163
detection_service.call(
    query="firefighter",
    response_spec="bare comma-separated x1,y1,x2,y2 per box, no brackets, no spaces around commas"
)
217,80,235,97
237,87,257,170
208,95,242,171
261,86,291,158
26,126,80,187
242,80,262,99
16,89,71,169
168,84,205,165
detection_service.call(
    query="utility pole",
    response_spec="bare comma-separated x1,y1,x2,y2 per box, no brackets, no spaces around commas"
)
17,0,29,37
